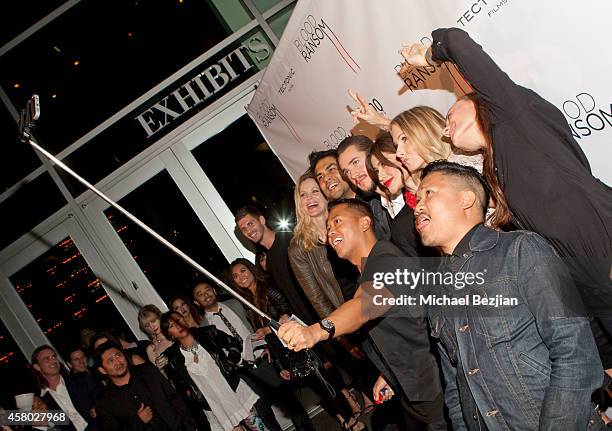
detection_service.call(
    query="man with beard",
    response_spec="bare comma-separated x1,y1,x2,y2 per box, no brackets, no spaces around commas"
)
234,206,319,325
95,342,197,431
308,149,355,200
336,135,392,241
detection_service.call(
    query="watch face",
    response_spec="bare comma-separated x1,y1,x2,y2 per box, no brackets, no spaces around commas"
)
321,319,333,331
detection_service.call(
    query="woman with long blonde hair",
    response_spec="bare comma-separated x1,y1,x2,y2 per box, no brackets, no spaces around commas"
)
289,171,375,429
348,90,501,227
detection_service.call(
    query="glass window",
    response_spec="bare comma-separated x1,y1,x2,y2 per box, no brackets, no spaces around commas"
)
0,0,230,154
0,0,67,47
191,114,295,230
206,0,254,32
0,172,66,250
104,170,230,304
253,0,285,14
61,28,275,196
8,237,133,356
0,102,41,193
268,3,296,39
0,319,35,408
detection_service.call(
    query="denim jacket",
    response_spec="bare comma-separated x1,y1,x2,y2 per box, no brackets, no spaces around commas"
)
428,225,603,431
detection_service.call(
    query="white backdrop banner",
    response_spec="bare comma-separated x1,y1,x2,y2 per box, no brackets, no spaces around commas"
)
246,0,612,185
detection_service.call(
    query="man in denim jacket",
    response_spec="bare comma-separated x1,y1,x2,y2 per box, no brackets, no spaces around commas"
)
414,161,603,430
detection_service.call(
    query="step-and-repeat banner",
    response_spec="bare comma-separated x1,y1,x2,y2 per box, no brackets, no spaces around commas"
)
246,0,612,185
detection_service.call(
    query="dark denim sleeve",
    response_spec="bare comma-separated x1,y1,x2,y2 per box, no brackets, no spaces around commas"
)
437,343,468,431
515,233,603,430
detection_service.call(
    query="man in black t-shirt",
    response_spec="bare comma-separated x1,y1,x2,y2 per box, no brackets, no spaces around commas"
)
234,206,319,324
277,199,446,430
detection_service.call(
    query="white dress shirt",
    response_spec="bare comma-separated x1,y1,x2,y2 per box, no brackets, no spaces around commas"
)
40,376,88,431
205,303,252,342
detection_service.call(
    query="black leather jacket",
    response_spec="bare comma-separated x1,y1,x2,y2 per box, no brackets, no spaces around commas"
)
244,284,291,330
164,326,242,412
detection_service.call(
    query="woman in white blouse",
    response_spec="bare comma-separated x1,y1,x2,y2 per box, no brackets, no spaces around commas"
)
160,311,279,431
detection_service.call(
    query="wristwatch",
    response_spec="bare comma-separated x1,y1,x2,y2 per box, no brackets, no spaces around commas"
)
318,319,335,340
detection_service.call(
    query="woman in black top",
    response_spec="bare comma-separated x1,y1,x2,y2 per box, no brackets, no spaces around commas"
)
366,131,431,257
348,26,611,380
160,311,276,431
401,27,612,330
229,258,361,430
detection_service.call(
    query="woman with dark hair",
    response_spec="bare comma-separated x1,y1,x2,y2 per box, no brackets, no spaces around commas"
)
229,258,363,430
229,258,290,335
399,28,612,344
160,311,277,431
366,132,431,257
170,295,203,328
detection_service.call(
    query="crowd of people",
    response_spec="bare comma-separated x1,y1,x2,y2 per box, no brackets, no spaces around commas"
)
2,27,612,431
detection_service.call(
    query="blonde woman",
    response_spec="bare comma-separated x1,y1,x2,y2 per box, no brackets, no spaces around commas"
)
348,90,500,226
138,304,173,371
289,171,376,428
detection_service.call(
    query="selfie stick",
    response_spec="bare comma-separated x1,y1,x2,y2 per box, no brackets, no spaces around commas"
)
18,96,279,329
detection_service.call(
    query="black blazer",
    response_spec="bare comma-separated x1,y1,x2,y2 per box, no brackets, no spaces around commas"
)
96,363,195,431
360,240,443,402
164,326,243,413
390,204,438,258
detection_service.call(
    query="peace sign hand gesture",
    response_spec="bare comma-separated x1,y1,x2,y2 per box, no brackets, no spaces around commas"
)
348,89,390,130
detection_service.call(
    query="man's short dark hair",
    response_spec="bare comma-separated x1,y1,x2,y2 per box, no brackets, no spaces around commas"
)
328,198,375,226
93,340,123,369
90,332,119,356
308,149,338,172
336,135,373,157
234,206,263,224
421,161,490,218
65,345,86,360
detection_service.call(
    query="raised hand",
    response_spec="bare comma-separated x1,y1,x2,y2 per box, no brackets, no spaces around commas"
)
399,42,430,67
348,89,390,130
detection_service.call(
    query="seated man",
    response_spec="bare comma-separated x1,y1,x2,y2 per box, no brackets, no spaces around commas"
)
414,161,603,430
94,341,196,431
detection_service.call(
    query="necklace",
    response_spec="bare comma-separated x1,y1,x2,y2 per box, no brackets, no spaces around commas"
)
180,340,200,363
